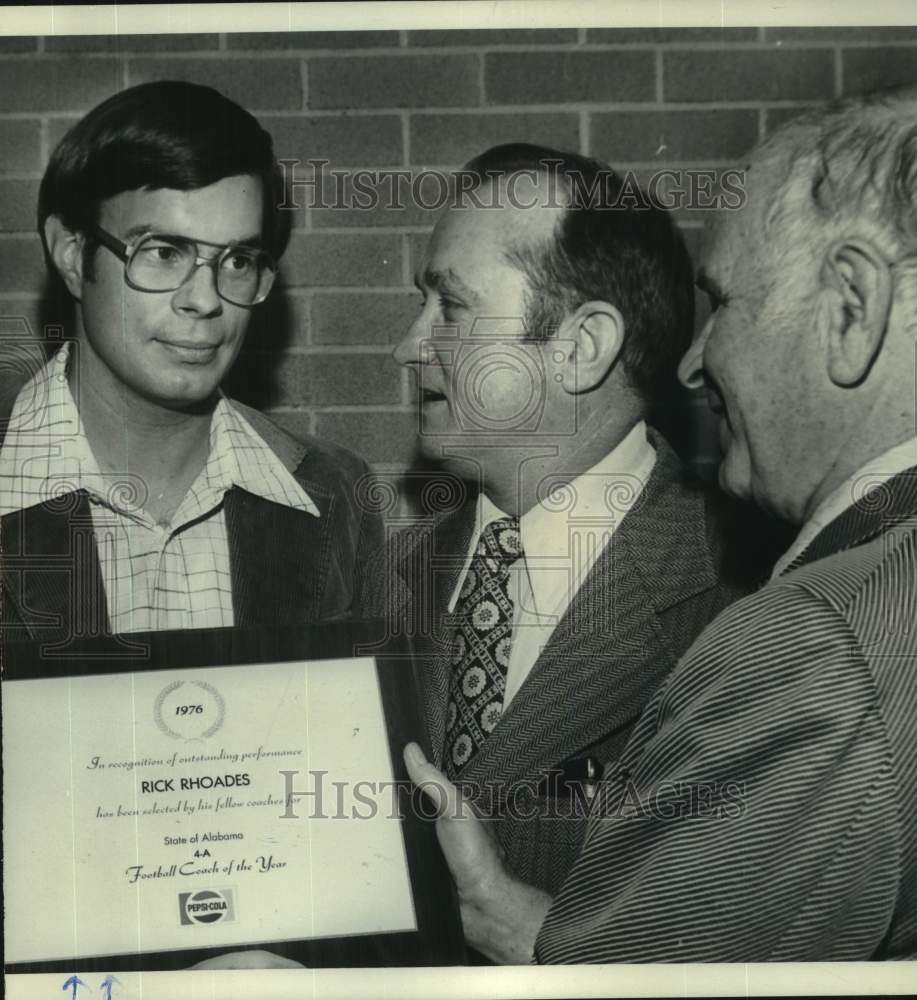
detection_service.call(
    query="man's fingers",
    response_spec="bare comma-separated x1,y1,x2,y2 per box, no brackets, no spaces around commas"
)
403,741,465,818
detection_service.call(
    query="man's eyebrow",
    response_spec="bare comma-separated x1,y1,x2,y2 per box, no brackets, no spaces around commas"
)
118,224,264,248
417,266,480,305
122,224,154,241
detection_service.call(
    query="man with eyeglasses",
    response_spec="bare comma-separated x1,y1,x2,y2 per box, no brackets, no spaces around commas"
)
0,81,381,640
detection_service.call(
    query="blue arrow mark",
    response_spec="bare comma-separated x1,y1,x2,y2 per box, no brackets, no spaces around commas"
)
100,975,122,999
62,977,88,1000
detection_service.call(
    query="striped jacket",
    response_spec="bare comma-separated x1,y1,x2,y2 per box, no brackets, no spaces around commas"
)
535,466,917,962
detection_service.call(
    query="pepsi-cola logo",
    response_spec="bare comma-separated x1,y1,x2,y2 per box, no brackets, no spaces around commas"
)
179,888,235,925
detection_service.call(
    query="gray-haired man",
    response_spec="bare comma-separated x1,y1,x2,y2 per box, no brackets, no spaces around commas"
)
408,86,917,964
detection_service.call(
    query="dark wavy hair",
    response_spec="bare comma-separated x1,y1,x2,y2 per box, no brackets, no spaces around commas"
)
38,80,292,279
462,143,695,404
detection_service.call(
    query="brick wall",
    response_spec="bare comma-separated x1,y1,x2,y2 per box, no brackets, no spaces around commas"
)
1,26,915,504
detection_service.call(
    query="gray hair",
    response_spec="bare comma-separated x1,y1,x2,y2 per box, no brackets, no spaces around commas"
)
757,85,917,257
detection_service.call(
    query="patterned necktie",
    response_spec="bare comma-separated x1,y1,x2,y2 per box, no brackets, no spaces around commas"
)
444,516,522,778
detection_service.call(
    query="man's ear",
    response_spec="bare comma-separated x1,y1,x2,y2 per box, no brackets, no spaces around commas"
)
819,238,893,387
557,301,625,393
43,215,85,300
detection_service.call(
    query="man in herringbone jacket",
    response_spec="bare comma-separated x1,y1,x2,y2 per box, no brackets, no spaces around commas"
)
364,435,775,899
363,144,783,903
405,88,917,962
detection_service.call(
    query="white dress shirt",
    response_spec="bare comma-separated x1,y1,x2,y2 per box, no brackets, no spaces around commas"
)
448,421,657,709
772,434,917,578
0,344,319,633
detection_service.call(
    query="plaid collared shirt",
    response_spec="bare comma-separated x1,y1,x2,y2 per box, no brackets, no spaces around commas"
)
0,344,319,634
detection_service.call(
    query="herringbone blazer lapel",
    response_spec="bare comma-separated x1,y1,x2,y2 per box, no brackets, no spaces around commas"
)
787,466,917,573
385,502,477,767
456,440,719,790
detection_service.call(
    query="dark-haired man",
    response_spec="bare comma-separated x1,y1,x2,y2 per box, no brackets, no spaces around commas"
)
0,82,380,640
407,90,917,963
362,145,785,905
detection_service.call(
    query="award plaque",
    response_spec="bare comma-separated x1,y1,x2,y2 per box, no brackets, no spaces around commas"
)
2,622,464,970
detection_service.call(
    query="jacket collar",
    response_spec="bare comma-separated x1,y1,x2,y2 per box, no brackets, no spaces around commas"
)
398,434,719,772
456,436,718,786
1,491,113,647
785,465,917,573
226,481,336,627
395,434,717,618
227,399,309,477
1,480,335,643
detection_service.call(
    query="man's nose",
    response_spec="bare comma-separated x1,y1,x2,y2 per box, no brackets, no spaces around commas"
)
393,314,432,367
172,259,223,316
677,318,711,389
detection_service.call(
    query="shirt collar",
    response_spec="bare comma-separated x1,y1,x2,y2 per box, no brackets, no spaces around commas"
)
772,434,917,578
518,420,655,615
448,420,656,613
0,343,104,516
0,342,319,520
203,396,320,518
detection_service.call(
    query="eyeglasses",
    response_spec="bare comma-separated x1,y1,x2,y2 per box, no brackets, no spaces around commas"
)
89,224,278,308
